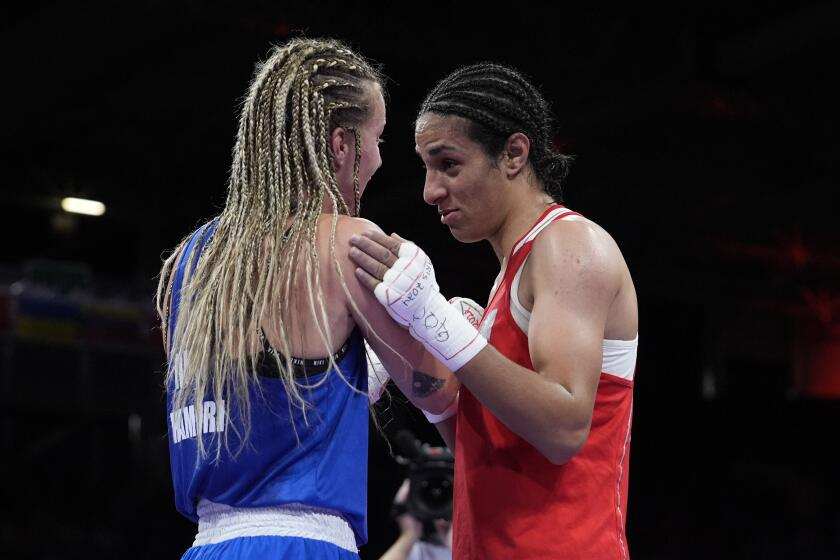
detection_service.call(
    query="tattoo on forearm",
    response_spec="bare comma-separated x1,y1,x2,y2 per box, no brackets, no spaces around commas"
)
412,371,445,398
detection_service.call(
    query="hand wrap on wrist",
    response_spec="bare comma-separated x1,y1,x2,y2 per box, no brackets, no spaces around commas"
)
365,340,389,403
422,391,460,424
373,243,487,372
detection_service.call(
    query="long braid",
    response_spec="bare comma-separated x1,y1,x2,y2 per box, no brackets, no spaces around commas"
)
420,62,572,202
346,128,362,215
156,38,385,460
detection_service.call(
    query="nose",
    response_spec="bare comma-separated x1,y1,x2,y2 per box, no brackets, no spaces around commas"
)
422,171,446,206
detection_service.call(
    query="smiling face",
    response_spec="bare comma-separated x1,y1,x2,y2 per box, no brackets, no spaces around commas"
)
415,113,509,243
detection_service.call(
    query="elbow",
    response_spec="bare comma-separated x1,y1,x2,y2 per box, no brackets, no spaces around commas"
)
541,444,582,466
539,425,590,466
416,376,460,414
423,391,458,415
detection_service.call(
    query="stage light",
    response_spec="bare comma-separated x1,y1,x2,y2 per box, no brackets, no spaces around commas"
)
61,197,105,216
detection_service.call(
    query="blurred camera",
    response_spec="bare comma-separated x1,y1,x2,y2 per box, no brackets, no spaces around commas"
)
393,430,455,522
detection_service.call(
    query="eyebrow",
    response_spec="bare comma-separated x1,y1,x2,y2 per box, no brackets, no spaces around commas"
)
415,144,459,157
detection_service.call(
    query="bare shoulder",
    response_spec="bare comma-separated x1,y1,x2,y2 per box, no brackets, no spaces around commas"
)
318,214,385,248
310,215,383,271
528,215,624,295
313,214,386,308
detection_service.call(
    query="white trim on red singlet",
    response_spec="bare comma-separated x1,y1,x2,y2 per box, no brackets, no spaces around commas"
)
512,207,576,255
509,211,638,381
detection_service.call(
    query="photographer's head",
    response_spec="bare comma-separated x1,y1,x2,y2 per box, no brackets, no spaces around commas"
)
392,478,453,549
394,430,454,522
392,431,454,545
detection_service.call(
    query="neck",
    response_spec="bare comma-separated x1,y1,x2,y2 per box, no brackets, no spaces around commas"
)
487,189,555,265
320,194,354,216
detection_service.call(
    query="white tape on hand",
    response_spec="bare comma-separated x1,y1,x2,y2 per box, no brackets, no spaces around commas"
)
365,340,389,404
422,391,459,424
373,243,486,372
373,242,438,327
420,298,482,423
447,297,485,330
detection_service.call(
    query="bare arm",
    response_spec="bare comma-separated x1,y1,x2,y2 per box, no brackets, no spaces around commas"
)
351,223,619,464
336,216,460,414
453,221,616,463
378,530,419,560
434,415,457,453
377,480,422,560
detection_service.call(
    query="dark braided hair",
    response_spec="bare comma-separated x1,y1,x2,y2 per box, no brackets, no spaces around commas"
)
419,63,571,202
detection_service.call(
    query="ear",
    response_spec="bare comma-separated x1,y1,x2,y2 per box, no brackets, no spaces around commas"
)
501,132,530,179
330,127,351,169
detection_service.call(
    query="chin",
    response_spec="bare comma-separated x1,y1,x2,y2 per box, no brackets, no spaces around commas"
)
448,226,483,244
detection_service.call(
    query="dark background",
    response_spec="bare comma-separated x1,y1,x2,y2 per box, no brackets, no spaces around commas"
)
2,1,839,558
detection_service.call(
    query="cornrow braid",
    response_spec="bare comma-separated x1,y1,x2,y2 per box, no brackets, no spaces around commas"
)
345,127,363,215
420,62,572,202
156,38,384,460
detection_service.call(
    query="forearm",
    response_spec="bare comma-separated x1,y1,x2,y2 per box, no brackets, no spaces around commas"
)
434,415,457,453
347,230,603,463
457,345,593,464
378,532,417,560
378,341,461,415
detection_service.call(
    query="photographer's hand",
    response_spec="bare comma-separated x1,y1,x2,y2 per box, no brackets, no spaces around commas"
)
396,512,423,544
379,480,423,560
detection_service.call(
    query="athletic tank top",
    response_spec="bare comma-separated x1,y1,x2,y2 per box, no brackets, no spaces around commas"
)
166,220,370,545
453,205,636,559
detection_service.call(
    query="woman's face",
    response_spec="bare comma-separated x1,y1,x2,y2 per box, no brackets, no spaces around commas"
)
335,82,386,209
415,113,508,243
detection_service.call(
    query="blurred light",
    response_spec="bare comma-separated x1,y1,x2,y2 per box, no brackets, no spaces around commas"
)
795,324,840,398
701,367,717,399
128,413,142,439
51,212,77,233
61,197,105,216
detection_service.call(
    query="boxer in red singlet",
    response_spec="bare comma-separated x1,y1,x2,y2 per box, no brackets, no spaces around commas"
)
350,63,639,559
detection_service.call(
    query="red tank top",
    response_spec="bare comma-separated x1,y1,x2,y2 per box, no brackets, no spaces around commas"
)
453,205,634,559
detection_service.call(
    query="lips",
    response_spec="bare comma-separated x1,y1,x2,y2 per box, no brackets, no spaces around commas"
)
439,208,457,225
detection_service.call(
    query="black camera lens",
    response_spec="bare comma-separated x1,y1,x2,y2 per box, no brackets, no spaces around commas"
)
393,431,455,522
409,467,453,521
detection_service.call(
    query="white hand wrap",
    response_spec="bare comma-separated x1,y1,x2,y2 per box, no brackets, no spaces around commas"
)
374,243,487,372
447,296,485,331
422,391,459,424
365,340,389,404
421,297,483,423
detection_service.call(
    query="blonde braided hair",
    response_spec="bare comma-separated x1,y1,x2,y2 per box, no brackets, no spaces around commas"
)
156,38,384,459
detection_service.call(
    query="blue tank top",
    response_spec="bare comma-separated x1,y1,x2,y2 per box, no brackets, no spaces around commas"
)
166,221,369,544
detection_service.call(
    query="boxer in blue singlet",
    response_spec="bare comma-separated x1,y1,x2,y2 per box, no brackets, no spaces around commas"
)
156,39,461,559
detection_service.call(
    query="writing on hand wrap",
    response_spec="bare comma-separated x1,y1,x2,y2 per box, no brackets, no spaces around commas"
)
411,306,450,342
373,241,487,371
401,257,434,308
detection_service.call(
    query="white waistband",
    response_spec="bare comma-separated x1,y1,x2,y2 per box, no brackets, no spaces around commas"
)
193,499,358,553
